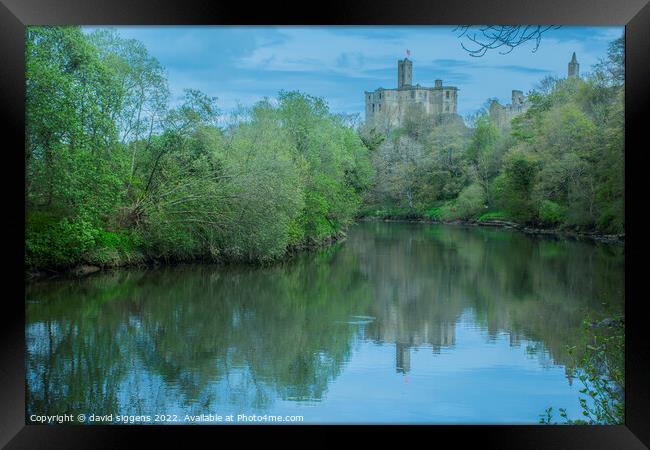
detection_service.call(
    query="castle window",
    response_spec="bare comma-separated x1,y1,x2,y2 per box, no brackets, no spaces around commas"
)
446,91,450,99
411,91,415,99
378,104,381,111
372,104,375,112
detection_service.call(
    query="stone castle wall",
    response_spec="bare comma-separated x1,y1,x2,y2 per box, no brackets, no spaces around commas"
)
489,54,579,129
489,89,531,129
365,85,458,130
366,53,578,132
365,58,459,131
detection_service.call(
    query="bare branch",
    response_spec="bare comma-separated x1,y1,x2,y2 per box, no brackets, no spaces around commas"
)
455,25,561,57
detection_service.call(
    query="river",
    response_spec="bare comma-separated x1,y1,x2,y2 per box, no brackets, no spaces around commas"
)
25,222,624,424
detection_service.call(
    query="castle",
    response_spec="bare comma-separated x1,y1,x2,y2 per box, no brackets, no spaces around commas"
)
489,89,531,129
489,52,580,129
365,53,580,131
364,58,459,131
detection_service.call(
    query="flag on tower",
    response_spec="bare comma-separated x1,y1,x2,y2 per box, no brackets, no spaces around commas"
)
406,49,411,57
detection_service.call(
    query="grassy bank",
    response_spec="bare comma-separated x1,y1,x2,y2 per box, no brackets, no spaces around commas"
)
357,206,624,243
26,227,350,280
358,203,510,223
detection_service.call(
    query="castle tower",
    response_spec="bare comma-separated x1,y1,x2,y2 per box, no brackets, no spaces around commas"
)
568,52,580,78
398,58,412,88
512,90,524,105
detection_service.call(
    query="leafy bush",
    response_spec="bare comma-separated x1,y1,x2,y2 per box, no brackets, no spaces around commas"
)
455,183,486,219
494,149,541,223
538,200,567,225
540,317,624,425
477,210,509,222
424,206,444,221
26,212,99,268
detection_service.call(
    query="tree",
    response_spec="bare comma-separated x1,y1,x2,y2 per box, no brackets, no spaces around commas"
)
373,136,432,210
593,34,624,87
26,27,132,267
454,25,561,57
495,148,540,222
25,27,374,269
535,75,560,95
276,91,372,242
428,119,471,201
467,115,500,206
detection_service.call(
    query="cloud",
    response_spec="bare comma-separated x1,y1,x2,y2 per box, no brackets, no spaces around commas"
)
84,25,623,119
431,59,473,68
493,65,553,74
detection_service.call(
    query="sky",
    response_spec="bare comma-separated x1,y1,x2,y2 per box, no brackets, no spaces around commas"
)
83,26,623,121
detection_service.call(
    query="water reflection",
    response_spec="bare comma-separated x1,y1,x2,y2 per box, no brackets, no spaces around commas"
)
26,222,624,423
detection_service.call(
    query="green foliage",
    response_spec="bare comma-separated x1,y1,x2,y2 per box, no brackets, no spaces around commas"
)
276,91,371,244
26,213,98,268
574,319,624,424
358,125,385,153
357,205,423,220
424,206,444,221
302,190,337,240
466,115,499,163
368,118,472,214
538,200,566,225
365,34,623,235
94,229,136,252
367,64,621,233
25,27,624,269
494,149,540,222
455,183,486,218
593,35,624,87
541,316,624,425
25,28,371,269
476,210,509,222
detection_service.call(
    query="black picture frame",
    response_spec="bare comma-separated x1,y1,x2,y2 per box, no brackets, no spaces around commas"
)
1,0,648,447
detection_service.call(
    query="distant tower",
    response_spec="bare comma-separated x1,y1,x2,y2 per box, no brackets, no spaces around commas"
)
398,58,412,88
512,90,524,105
568,52,580,78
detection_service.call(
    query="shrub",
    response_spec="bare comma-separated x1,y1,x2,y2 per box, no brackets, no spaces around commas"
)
455,183,486,219
540,317,624,425
538,200,567,225
424,206,443,221
477,210,509,222
26,212,100,268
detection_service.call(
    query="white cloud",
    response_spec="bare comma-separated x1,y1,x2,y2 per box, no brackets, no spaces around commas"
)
95,26,622,119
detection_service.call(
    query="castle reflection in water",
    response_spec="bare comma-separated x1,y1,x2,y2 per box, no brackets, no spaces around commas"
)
26,222,623,420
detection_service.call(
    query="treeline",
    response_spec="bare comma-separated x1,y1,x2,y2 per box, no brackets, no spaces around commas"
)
361,35,624,235
26,27,372,269
26,27,624,270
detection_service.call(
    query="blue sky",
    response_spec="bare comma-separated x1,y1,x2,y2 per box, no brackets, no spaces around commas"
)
84,26,623,121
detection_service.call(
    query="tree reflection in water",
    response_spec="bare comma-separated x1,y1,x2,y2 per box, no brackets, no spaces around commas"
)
26,222,624,421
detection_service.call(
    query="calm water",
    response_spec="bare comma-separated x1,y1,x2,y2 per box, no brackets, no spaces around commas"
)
26,222,624,424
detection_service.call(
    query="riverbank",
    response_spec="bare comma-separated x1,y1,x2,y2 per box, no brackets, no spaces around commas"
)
356,216,625,244
25,230,348,281
25,216,624,281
